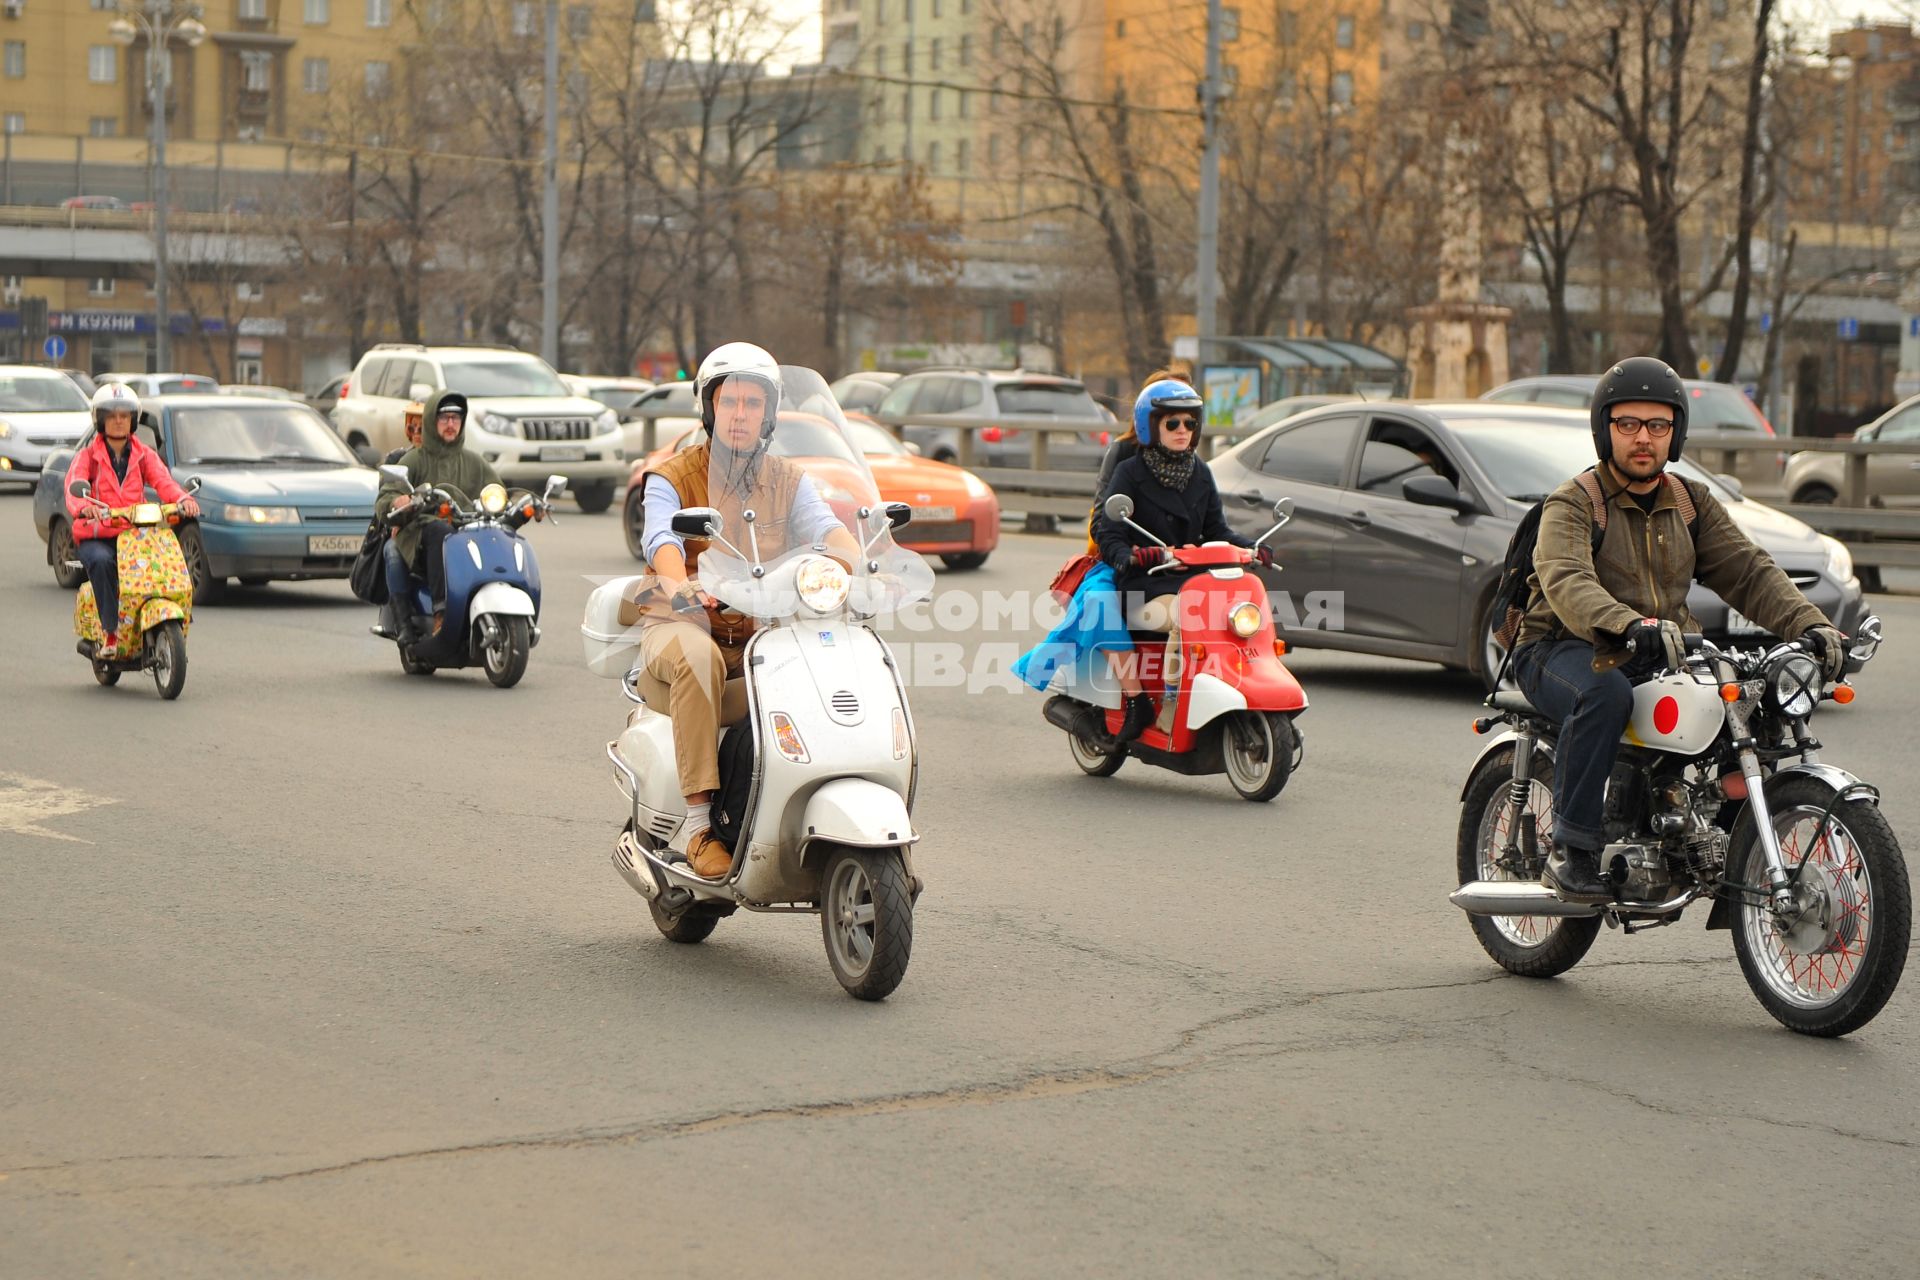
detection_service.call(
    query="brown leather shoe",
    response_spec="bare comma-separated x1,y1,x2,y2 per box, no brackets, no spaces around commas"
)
685,828,733,879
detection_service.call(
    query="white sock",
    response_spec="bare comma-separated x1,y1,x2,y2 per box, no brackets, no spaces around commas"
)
685,800,712,836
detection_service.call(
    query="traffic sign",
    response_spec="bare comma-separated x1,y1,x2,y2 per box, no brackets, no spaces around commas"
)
1909,315,1920,338
1839,316,1860,341
42,335,66,361
1696,356,1712,376
1760,311,1772,333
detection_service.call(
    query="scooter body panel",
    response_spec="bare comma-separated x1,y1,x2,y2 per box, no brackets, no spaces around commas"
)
398,524,543,668
74,524,193,647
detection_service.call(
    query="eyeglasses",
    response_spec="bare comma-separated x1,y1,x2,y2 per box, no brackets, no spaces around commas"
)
1610,415,1675,438
1159,416,1198,430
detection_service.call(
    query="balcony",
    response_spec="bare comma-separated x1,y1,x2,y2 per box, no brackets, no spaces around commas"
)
236,87,272,119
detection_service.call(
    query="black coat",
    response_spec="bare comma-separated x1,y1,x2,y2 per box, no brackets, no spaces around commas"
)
1092,453,1250,601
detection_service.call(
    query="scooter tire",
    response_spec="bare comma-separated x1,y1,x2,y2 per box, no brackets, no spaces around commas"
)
820,845,913,1001
649,900,722,944
92,660,120,687
1222,710,1296,802
483,616,531,689
1068,728,1125,777
149,620,187,701
398,645,436,677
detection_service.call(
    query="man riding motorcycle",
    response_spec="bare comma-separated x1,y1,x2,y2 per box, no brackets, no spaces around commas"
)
374,390,500,641
619,342,863,879
65,381,199,656
1512,356,1848,903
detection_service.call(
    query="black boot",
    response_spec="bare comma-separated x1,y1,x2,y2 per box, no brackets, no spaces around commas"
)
1116,693,1156,742
1541,843,1611,904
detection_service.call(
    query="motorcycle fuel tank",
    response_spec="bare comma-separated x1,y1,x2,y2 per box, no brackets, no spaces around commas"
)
1623,673,1724,755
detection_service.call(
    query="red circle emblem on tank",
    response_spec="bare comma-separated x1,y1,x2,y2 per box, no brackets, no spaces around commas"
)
1653,695,1680,735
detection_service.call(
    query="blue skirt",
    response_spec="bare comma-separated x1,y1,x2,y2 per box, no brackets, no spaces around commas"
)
1012,561,1133,691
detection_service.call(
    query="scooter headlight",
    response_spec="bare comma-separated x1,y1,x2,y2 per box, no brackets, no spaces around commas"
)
795,555,850,614
479,482,508,515
131,502,163,526
1229,601,1263,638
1768,652,1822,719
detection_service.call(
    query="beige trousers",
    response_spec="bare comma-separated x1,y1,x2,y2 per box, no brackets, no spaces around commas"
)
638,619,743,796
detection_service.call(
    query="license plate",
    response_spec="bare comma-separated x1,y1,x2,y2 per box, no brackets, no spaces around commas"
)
912,505,956,521
308,534,360,555
541,445,586,461
1725,608,1766,636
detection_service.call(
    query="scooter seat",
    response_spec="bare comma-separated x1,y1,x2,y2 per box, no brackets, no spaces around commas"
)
632,670,749,727
1488,689,1539,715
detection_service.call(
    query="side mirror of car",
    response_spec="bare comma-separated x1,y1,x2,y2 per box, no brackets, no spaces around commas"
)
69,478,91,500
671,506,720,537
1103,493,1135,522
885,501,913,529
1402,474,1476,513
1715,473,1745,498
184,476,203,494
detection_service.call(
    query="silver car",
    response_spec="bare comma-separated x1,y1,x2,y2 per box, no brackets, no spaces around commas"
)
1781,392,1920,506
0,365,94,490
877,369,1115,470
1209,401,1866,688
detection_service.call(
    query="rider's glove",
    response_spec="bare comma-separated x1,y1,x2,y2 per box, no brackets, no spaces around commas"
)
1800,623,1849,683
1252,546,1275,568
1620,617,1681,679
1131,546,1167,568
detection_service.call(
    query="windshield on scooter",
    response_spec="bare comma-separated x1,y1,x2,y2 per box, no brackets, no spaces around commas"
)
695,366,933,619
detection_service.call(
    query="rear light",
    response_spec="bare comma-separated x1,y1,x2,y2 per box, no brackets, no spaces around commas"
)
340,380,350,398
1095,430,1111,445
980,426,1003,443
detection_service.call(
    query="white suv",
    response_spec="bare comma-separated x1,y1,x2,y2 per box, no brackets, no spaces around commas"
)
333,344,626,511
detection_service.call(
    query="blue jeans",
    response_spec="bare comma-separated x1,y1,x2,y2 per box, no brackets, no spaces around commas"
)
1512,638,1633,851
382,538,413,608
77,537,120,635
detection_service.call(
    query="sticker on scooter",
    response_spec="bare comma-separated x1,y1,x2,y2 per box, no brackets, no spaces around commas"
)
819,631,835,645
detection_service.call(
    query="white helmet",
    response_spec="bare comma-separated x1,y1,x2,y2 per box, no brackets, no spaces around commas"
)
695,342,781,438
90,380,139,428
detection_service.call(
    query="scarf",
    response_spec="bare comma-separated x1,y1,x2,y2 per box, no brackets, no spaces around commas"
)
1140,442,1195,491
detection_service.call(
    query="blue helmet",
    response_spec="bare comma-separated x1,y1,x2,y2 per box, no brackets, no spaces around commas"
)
1131,378,1203,445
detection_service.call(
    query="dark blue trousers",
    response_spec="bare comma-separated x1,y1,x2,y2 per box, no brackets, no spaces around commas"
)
77,537,120,635
1512,638,1633,852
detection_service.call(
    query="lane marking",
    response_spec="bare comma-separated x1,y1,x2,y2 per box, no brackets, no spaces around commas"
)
0,772,117,845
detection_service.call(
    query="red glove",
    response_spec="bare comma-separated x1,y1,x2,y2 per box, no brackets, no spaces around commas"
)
1252,546,1274,568
1131,546,1167,568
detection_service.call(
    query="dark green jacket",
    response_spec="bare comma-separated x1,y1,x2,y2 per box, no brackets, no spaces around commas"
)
1516,462,1828,670
374,389,501,563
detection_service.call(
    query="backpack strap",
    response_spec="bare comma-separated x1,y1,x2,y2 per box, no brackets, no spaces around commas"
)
1573,467,1609,534
1666,472,1700,537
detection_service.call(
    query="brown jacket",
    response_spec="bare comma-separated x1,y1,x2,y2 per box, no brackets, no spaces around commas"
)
617,442,804,648
1516,463,1827,671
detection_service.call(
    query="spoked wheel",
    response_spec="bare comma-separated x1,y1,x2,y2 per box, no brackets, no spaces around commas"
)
49,520,84,589
482,616,531,689
147,620,187,700
819,845,913,1001
1456,749,1600,978
1730,777,1912,1037
1067,720,1125,777
622,485,648,560
649,900,722,944
1222,710,1297,802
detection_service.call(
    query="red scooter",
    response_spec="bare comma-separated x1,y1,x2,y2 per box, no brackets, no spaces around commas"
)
1041,494,1307,801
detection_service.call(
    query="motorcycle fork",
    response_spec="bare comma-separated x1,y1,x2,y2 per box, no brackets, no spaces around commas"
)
1499,725,1541,868
1727,702,1796,910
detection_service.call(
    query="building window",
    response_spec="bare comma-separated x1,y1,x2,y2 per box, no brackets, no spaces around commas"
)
89,46,117,84
237,281,266,301
364,60,391,97
89,116,118,137
1336,15,1354,48
2,42,22,79
634,0,655,21
1332,71,1354,107
1275,70,1296,106
930,88,942,119
931,37,942,71
89,277,116,297
303,57,330,93
959,34,971,66
3,114,23,135
240,51,273,92
305,0,331,21
874,144,887,163
932,0,941,15
928,141,940,171
1407,20,1424,40
569,5,593,37
957,138,969,172
1279,9,1297,44
366,0,392,28
875,47,884,75
903,40,912,75
958,88,968,117
987,133,998,165
512,2,536,36
239,0,268,19
1222,7,1239,40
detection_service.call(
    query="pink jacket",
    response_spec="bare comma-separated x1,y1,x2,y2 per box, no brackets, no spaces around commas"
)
65,434,186,541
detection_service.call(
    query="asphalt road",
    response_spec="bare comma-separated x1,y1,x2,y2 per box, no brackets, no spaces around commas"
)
4,489,1918,1278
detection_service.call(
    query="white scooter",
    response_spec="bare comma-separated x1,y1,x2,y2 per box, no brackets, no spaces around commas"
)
581,367,935,1000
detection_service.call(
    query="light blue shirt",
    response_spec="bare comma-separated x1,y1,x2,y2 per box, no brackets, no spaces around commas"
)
642,471,845,566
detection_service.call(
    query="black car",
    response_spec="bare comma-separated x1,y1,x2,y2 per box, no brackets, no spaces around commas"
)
1209,401,1866,688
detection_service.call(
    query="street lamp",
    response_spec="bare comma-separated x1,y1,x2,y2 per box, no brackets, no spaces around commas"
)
108,2,206,374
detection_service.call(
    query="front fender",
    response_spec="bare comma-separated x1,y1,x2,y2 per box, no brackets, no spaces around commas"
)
1460,728,1548,799
469,581,537,619
798,777,916,852
1769,761,1879,805
138,598,189,634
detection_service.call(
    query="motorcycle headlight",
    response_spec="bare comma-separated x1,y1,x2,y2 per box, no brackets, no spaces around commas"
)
594,408,619,435
1229,601,1263,638
479,482,508,515
222,503,300,524
1819,533,1855,585
1768,652,1822,719
795,555,851,614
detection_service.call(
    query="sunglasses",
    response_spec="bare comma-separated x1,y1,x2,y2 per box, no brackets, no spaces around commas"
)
1159,415,1198,430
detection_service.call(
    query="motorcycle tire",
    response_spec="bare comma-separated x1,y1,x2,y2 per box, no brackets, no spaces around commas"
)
1457,748,1600,978
1222,710,1296,803
649,900,722,944
819,844,913,1001
1728,775,1912,1037
482,616,531,689
148,620,187,701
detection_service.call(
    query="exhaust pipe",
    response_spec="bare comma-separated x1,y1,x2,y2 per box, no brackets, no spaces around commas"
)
1450,880,1604,918
1044,694,1106,736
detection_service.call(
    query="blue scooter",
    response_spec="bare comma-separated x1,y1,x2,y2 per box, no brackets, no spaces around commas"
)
377,468,564,688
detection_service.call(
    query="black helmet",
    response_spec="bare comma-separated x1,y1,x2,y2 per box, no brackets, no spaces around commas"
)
1590,357,1689,463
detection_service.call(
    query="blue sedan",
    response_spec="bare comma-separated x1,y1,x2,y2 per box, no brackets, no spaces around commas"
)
33,395,378,603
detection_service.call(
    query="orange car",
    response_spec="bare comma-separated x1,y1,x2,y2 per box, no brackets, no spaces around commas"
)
623,414,1000,570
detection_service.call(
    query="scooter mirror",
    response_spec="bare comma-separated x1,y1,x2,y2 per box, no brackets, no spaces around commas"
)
1103,493,1134,522
68,478,92,500
884,501,912,529
1271,496,1295,523
670,506,721,537
378,464,410,485
185,475,203,494
544,474,567,498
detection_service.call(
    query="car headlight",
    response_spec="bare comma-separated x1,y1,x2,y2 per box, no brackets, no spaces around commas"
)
1819,533,1854,585
0,419,13,439
221,503,301,524
1229,601,1263,638
594,408,619,435
1769,652,1822,718
479,482,508,515
795,555,851,613
479,411,510,436
960,469,992,498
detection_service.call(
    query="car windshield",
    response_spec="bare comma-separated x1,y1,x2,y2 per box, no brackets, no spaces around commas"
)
994,383,1101,416
0,373,89,412
771,413,862,464
441,358,569,398
837,381,889,412
584,385,649,416
1449,417,1733,503
640,383,698,416
1687,382,1770,432
848,419,910,456
172,405,361,465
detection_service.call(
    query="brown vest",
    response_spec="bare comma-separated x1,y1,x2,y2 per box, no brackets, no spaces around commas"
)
620,442,806,648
